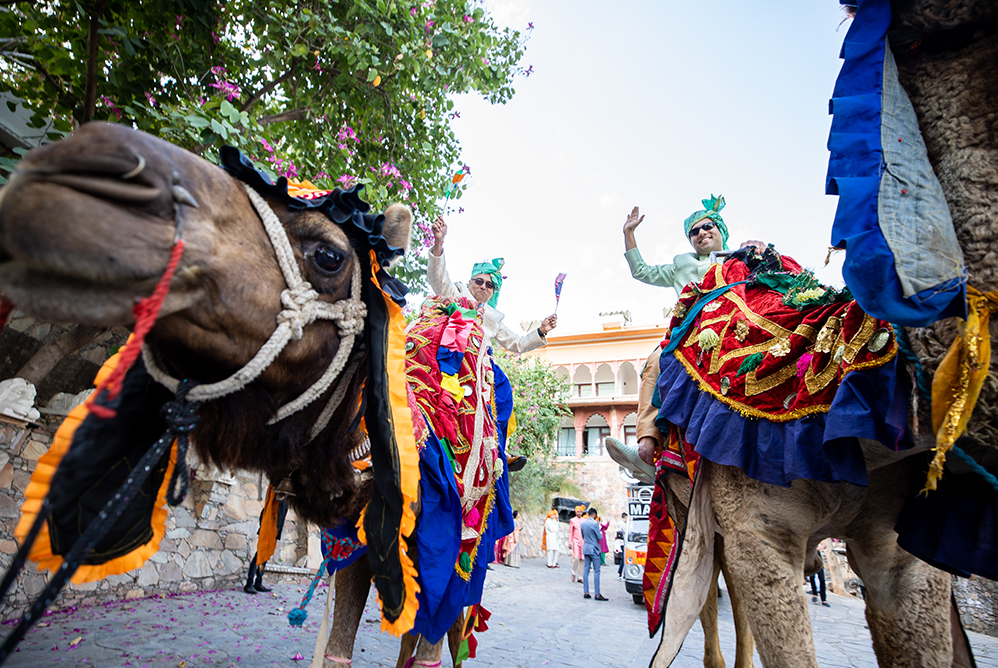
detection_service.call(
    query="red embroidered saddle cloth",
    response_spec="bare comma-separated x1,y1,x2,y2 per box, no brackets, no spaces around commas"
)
666,257,898,420
405,295,498,577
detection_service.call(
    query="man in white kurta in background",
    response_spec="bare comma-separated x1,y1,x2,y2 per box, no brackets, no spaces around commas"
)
544,509,561,568
428,216,557,352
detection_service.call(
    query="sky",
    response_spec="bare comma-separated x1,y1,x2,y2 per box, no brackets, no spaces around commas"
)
421,0,853,335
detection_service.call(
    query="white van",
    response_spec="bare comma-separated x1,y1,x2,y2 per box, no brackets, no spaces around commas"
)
622,484,652,604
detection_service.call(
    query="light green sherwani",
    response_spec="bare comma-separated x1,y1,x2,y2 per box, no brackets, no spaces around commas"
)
624,247,714,297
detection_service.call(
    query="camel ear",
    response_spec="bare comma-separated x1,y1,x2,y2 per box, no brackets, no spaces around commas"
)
381,203,412,266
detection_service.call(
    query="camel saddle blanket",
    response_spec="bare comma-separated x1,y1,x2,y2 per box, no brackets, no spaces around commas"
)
663,254,898,421
406,295,500,577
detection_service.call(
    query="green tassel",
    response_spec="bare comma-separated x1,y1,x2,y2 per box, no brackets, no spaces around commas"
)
459,551,472,573
737,352,765,377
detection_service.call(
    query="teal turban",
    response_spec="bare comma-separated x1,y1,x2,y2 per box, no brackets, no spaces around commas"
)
683,194,729,250
470,258,504,308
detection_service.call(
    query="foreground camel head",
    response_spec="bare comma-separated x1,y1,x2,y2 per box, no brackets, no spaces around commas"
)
0,123,413,524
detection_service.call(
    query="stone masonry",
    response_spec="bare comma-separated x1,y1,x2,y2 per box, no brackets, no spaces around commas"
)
0,418,316,622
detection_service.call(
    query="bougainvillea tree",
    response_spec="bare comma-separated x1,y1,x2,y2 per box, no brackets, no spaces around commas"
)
0,0,531,288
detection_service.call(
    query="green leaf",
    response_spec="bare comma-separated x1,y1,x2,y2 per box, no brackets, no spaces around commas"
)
367,68,379,82
186,116,210,128
210,118,228,138
220,100,234,116
431,34,449,48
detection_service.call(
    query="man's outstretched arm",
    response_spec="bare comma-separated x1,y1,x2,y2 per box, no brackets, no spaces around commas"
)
622,206,678,288
427,215,460,298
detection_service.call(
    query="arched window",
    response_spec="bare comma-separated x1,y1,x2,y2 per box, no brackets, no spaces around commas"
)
557,416,575,457
584,413,609,457
618,361,638,396
572,365,593,398
621,411,638,446
594,363,615,397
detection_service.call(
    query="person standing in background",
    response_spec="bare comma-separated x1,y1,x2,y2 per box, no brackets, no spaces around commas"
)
581,508,608,601
568,505,585,583
543,509,560,568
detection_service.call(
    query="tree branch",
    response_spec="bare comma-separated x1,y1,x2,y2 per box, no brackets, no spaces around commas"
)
29,59,77,111
239,69,295,113
258,108,308,125
82,0,109,124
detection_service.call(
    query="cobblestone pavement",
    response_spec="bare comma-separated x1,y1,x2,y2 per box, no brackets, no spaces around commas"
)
4,556,997,667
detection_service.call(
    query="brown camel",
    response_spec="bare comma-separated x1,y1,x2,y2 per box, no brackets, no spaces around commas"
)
0,122,466,667
649,1,997,667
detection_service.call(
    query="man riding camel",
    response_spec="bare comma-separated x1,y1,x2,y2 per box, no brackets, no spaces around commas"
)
428,215,558,472
429,216,557,350
606,196,763,480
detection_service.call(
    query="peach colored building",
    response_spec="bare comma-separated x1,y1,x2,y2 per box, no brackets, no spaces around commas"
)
526,314,667,460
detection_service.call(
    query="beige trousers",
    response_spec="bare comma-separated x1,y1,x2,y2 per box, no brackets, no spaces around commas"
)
637,346,665,446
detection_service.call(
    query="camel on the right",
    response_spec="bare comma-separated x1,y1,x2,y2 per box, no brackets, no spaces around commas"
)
646,1,997,667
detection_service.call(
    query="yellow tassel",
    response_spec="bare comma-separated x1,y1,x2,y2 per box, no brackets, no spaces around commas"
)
927,286,998,492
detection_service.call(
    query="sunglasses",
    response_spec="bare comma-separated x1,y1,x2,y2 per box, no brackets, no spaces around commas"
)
471,277,495,290
689,220,717,238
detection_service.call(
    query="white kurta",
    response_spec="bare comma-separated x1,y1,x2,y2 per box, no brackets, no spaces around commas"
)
427,252,547,353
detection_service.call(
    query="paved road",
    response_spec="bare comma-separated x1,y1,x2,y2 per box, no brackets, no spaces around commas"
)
3,557,997,667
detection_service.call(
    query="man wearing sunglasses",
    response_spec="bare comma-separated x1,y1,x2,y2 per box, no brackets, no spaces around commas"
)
429,215,557,351
607,196,763,480
428,216,558,474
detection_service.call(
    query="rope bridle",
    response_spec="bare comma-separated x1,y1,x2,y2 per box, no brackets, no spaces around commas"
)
143,185,368,435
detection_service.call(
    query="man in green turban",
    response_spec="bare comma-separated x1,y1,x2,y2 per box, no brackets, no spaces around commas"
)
607,196,763,482
428,216,557,352
623,194,737,296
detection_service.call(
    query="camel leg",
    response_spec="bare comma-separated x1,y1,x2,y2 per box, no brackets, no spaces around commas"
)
323,557,373,665
396,613,466,668
700,557,725,668
844,460,951,668
710,464,818,668
845,540,950,667
717,537,755,668
395,634,420,668
409,635,446,667
446,611,466,668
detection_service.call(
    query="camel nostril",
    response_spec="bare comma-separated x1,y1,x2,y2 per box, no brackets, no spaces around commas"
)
122,154,146,180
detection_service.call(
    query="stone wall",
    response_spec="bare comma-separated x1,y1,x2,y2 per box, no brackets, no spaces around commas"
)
551,456,629,520
512,457,633,561
0,312,129,404
954,575,998,637
0,418,316,622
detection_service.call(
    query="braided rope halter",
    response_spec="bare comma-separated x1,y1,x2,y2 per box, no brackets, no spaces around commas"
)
143,185,368,436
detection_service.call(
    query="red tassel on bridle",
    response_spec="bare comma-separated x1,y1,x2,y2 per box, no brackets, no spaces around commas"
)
0,298,13,330
87,239,186,419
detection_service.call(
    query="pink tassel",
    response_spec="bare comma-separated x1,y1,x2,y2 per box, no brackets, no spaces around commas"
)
796,353,813,379
465,506,481,528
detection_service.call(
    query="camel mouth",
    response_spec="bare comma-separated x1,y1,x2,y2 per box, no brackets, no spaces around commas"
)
0,166,191,326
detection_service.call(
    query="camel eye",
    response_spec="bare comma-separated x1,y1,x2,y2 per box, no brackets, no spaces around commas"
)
311,245,345,274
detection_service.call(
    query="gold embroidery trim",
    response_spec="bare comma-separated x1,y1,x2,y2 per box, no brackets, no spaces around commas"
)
672,351,833,422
